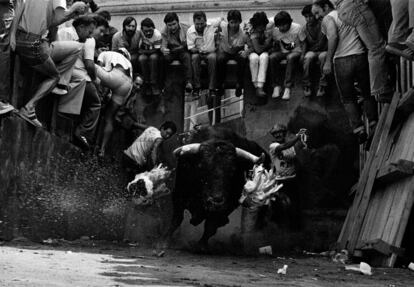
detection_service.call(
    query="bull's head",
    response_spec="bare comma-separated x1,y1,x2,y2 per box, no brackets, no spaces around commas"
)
174,142,259,212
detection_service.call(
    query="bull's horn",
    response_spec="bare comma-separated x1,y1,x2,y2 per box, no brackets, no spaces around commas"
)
236,148,259,163
173,143,201,156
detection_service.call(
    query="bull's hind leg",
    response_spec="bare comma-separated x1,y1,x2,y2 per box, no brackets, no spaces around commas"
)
197,216,229,253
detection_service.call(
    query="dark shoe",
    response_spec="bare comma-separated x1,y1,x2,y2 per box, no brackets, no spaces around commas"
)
51,84,68,96
18,107,42,127
355,128,368,144
151,84,161,96
256,87,266,98
97,149,105,159
316,86,326,97
73,131,90,150
0,101,15,115
235,84,243,97
376,91,393,103
185,81,193,93
303,86,312,97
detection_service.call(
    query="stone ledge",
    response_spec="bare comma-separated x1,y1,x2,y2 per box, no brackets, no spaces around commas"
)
96,0,308,15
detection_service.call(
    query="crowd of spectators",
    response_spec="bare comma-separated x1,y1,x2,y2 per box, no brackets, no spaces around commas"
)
0,0,408,161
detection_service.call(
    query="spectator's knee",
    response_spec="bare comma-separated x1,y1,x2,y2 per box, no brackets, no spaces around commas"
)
259,52,269,60
138,54,148,62
149,53,159,61
207,52,216,61
191,53,200,61
287,52,299,61
249,53,259,63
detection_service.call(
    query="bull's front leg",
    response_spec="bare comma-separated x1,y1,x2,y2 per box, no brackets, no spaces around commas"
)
197,215,229,253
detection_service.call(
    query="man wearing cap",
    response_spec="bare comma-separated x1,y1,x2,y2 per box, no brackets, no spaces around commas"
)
269,124,307,181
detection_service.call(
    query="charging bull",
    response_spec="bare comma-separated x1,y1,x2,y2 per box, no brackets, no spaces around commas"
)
166,126,270,251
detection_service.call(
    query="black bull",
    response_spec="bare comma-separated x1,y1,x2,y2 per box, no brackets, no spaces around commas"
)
165,126,270,249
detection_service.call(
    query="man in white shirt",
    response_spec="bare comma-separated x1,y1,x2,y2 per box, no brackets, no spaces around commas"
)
123,121,177,176
138,17,162,96
58,15,108,149
11,0,88,127
187,11,221,99
269,11,302,100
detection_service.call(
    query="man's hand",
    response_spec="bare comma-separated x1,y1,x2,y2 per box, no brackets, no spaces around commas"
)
69,1,88,17
161,47,170,56
239,49,248,58
323,61,332,75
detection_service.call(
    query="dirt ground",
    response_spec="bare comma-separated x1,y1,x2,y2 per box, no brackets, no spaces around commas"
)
0,240,413,287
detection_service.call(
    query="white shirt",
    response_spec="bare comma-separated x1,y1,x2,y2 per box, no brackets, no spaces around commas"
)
272,22,302,53
321,10,365,59
124,127,162,166
57,26,95,82
269,142,297,179
20,0,66,38
187,18,222,53
139,29,162,50
97,51,133,78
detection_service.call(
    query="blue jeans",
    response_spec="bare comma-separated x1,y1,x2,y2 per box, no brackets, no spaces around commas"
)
389,0,414,43
138,52,160,85
334,54,378,132
15,29,82,109
337,0,392,97
0,2,13,102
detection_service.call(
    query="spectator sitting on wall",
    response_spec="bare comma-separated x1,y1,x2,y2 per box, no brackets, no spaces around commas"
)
112,16,141,70
161,12,192,93
123,121,177,177
96,10,118,51
187,12,221,100
216,10,249,99
247,11,272,100
138,17,162,97
10,0,88,127
269,11,302,101
95,48,134,158
0,0,14,115
312,0,378,144
299,4,328,97
57,15,108,149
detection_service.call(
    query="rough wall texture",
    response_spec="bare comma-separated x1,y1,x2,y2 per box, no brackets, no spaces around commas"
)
0,116,129,242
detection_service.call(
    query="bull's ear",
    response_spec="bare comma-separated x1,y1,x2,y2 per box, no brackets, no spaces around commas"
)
173,143,201,157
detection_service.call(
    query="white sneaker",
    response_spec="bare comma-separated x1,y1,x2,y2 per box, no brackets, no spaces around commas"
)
272,86,281,98
51,87,68,96
0,101,15,115
282,88,291,100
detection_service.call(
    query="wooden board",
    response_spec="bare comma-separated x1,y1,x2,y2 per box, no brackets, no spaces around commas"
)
338,92,401,251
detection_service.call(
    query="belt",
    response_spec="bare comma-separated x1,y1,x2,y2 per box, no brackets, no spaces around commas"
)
16,29,44,41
